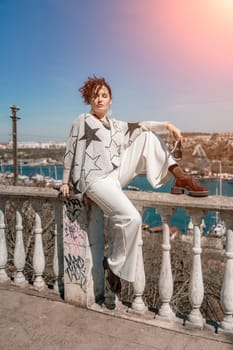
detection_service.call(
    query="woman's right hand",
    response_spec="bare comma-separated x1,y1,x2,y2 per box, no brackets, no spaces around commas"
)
59,183,70,197
166,122,183,142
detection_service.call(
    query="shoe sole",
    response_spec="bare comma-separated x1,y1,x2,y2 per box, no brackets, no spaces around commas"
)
171,187,209,197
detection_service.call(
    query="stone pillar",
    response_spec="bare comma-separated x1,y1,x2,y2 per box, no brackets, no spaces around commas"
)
220,213,233,332
13,210,27,286
187,216,194,236
132,204,146,313
187,210,205,329
157,207,175,321
0,209,9,282
53,202,64,295
33,212,46,291
63,197,104,307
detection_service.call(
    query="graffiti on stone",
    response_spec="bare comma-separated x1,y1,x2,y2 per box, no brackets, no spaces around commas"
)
64,198,84,222
65,253,86,289
63,198,88,290
64,217,86,257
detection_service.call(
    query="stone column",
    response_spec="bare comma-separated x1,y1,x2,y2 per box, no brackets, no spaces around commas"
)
157,207,175,321
132,205,146,313
63,197,104,307
13,210,27,286
0,209,9,282
53,202,64,295
187,210,205,329
220,213,233,332
33,212,46,291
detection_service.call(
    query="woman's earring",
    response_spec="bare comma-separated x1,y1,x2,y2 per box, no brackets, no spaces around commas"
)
107,108,112,116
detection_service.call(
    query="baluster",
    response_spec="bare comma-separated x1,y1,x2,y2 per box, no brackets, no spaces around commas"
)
187,211,205,328
132,204,146,312
14,211,27,286
187,216,194,236
53,222,63,294
53,223,59,292
157,208,175,320
220,214,233,332
0,209,10,282
132,237,146,312
33,212,46,290
54,202,64,294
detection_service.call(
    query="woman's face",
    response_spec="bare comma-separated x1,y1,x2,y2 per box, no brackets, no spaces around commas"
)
90,85,112,118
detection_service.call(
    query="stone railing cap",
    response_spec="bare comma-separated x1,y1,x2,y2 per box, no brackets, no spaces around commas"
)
0,185,232,213
125,190,233,213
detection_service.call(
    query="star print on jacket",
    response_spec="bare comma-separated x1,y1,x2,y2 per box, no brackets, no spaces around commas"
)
105,137,121,164
105,126,122,167
79,121,101,148
83,152,102,182
63,124,78,160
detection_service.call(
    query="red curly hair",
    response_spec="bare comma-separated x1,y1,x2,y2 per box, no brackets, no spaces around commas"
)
79,76,112,105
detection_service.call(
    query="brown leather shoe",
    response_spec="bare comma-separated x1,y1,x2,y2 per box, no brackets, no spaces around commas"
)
171,177,209,197
103,257,121,294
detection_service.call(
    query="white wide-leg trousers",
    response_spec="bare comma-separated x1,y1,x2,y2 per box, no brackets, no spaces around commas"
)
86,131,176,282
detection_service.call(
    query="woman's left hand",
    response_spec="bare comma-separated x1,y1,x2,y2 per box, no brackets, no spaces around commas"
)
59,183,70,197
166,122,183,142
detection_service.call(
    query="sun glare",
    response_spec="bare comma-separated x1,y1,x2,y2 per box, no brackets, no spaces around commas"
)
211,0,233,16
221,0,233,9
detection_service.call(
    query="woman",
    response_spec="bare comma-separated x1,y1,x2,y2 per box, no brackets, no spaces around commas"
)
60,76,208,293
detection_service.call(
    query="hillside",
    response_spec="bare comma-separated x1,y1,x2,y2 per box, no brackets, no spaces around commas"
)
165,132,233,174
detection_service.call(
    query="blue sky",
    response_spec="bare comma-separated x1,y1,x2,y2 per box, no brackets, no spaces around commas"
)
1,0,233,142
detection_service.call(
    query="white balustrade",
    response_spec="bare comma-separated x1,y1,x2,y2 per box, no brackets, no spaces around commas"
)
1,185,233,339
157,208,175,321
33,212,46,291
220,214,233,332
14,211,27,286
187,212,205,328
0,209,9,282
